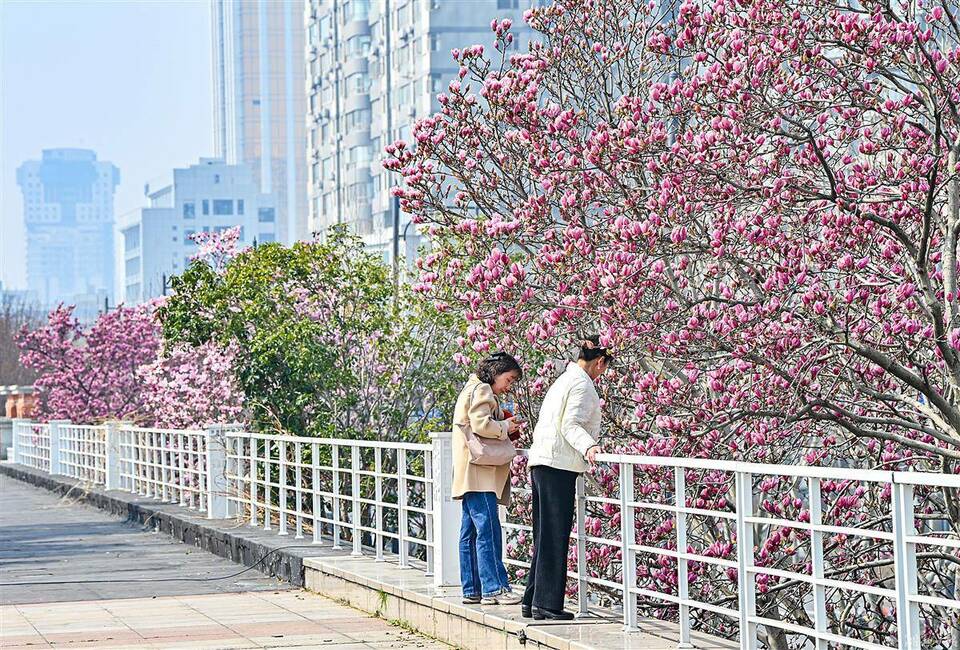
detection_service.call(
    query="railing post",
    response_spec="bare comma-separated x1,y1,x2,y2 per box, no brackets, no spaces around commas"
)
48,419,69,475
311,441,322,544
205,424,236,519
104,421,122,490
735,471,758,650
430,431,460,587
278,439,288,536
351,445,362,556
674,467,692,648
619,461,638,632
398,448,410,567
10,418,26,464
808,477,828,650
892,479,921,649
575,474,589,616
295,440,304,539
250,434,259,526
0,417,13,461
375,447,385,560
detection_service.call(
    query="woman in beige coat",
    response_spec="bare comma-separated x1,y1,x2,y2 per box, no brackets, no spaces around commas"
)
452,352,524,605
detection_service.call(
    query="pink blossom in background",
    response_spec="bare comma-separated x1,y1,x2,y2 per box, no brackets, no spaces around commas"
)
139,341,244,429
17,304,161,423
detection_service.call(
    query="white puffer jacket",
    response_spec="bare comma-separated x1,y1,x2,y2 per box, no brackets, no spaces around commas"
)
527,362,601,473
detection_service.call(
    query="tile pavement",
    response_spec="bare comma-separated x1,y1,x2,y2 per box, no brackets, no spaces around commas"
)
0,476,450,649
0,589,452,649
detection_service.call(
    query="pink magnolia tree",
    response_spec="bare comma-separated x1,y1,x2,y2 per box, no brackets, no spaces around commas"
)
17,303,243,428
17,304,161,423
389,0,960,646
139,340,245,429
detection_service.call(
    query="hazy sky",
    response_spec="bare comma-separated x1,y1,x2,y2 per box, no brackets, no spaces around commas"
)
1,0,213,290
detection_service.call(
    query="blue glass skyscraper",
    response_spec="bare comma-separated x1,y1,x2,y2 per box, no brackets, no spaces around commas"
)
16,149,120,311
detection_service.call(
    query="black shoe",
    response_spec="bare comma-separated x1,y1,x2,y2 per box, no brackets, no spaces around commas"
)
521,604,532,619
532,607,574,621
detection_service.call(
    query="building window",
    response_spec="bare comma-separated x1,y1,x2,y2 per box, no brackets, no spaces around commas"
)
348,72,371,95
497,0,520,7
237,199,245,215
184,257,192,269
347,145,371,169
346,108,371,131
398,82,413,107
351,0,369,20
202,199,209,215
259,232,276,243
183,202,195,218
214,174,221,184
123,229,140,251
347,35,371,56
258,207,276,222
430,34,439,51
184,229,195,243
213,199,234,215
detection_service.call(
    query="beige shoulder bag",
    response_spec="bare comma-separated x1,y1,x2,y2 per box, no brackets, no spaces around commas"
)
459,384,517,466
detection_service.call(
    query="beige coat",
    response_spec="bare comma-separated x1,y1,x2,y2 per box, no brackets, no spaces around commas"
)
451,374,512,506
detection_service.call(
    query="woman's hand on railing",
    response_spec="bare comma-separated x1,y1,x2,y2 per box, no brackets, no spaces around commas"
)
585,445,601,465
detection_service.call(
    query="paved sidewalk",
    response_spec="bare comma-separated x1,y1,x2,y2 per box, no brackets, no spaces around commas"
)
2,590,451,649
0,474,285,604
0,476,451,649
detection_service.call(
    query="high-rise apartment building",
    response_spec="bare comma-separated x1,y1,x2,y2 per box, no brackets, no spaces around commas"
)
212,0,309,244
16,149,120,311
119,158,277,304
305,0,534,261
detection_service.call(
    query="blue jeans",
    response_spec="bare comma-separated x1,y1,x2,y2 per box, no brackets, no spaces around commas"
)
459,491,510,598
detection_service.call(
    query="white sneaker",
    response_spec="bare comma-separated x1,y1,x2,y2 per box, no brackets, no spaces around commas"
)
482,591,522,606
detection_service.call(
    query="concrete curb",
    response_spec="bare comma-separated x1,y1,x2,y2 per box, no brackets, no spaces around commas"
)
0,462,317,587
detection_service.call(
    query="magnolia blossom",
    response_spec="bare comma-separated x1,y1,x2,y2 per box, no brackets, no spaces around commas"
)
17,304,161,423
139,341,244,429
390,0,960,645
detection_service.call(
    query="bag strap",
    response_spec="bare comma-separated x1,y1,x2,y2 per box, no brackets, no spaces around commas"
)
467,381,502,418
461,381,500,429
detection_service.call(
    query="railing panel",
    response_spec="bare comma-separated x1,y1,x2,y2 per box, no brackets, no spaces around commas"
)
224,431,435,571
118,426,210,513
58,424,108,484
13,421,50,472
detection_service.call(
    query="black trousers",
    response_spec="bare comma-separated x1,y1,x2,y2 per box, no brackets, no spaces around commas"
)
522,465,578,612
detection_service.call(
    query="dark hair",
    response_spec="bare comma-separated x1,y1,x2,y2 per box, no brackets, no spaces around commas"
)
578,335,613,363
477,352,523,385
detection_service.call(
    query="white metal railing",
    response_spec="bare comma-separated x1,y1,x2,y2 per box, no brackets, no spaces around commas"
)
12,419,51,472
503,453,960,650
58,424,108,483
6,418,958,649
117,425,213,512
224,431,436,571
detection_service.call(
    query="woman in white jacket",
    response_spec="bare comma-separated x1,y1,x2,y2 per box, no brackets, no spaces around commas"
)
521,337,609,620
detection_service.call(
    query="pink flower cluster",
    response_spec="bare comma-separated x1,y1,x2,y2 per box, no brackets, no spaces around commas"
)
388,0,960,643
17,303,243,428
